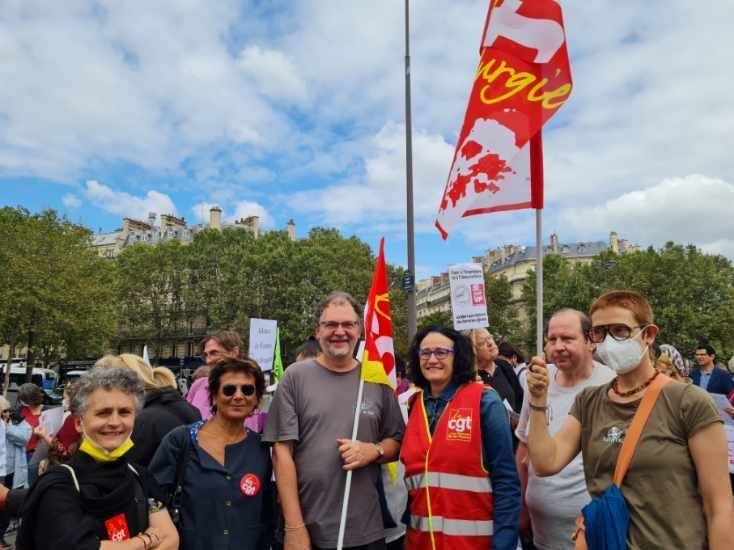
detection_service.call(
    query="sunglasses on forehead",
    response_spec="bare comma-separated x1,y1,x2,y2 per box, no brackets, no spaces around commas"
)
221,383,256,397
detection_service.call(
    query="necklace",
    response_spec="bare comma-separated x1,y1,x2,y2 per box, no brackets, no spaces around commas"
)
612,369,659,397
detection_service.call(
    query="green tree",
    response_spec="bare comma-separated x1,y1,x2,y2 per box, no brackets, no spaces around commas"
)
417,311,453,333
0,208,118,383
485,272,522,345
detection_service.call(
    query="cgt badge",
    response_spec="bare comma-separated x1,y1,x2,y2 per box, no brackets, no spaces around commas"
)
240,473,262,497
446,408,473,442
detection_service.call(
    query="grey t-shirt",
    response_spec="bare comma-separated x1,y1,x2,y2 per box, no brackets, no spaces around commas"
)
516,362,615,550
262,359,405,548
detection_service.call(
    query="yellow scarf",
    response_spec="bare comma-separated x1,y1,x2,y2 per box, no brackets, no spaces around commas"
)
79,436,135,463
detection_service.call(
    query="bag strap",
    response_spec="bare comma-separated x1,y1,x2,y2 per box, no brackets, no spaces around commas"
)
613,373,671,485
174,427,193,489
59,463,80,492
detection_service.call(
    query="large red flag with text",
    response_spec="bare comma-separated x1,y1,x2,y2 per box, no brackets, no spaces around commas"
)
435,0,573,239
361,238,396,389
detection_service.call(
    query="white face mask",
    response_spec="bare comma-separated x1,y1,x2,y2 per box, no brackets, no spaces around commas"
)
595,332,648,374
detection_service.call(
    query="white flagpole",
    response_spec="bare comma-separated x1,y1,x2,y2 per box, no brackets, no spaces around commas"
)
336,372,365,550
535,209,544,355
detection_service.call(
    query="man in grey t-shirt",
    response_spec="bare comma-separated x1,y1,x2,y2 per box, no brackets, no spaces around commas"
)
263,291,404,550
515,308,615,550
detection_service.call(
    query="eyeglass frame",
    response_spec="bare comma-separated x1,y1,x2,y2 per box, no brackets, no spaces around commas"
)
418,347,455,360
318,320,361,332
588,323,647,344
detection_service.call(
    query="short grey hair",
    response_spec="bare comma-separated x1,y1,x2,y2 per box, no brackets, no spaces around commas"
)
72,367,145,417
314,290,362,325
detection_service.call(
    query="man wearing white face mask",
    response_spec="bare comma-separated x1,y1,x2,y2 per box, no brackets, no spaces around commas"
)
525,290,733,550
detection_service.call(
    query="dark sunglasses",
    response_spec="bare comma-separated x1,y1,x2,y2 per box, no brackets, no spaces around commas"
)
221,384,256,397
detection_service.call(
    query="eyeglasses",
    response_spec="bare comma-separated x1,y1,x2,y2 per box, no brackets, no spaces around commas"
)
201,349,224,360
319,321,360,332
419,347,454,360
1,409,10,414
221,384,256,397
589,324,646,344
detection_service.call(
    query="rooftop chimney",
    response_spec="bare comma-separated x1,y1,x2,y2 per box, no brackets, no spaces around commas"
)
287,219,296,241
550,233,560,254
209,206,222,231
610,231,619,254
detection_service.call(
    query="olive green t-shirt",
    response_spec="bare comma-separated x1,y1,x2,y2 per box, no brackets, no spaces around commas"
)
569,380,722,549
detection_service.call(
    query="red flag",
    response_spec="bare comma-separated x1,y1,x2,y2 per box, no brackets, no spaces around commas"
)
361,238,396,388
435,0,572,239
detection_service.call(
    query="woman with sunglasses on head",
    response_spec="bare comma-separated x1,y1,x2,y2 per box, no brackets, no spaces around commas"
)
526,290,733,549
150,357,273,550
400,325,520,550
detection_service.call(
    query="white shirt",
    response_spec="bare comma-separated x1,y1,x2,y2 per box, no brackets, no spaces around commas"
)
516,361,615,550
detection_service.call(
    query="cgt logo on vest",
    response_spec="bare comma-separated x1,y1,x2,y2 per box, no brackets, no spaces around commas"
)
447,408,473,442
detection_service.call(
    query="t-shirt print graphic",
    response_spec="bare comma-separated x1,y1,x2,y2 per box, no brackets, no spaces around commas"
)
603,425,626,445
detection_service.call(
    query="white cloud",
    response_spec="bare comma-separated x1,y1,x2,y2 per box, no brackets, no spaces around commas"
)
238,45,308,103
62,194,81,208
560,175,734,249
287,121,453,224
84,180,177,220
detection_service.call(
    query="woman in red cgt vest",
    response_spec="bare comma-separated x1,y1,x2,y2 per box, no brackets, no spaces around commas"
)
400,325,520,550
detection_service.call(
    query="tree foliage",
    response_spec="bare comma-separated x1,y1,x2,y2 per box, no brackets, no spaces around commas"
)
521,244,734,358
0,207,118,375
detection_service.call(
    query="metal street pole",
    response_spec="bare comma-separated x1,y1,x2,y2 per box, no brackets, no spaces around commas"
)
405,0,417,341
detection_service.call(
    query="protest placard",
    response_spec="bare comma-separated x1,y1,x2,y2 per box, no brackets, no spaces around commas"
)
248,318,277,372
449,263,489,331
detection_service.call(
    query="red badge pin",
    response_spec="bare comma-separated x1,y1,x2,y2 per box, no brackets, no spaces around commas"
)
240,473,261,497
104,513,131,541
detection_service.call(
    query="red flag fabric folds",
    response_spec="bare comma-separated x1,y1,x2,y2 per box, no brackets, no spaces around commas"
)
435,0,573,239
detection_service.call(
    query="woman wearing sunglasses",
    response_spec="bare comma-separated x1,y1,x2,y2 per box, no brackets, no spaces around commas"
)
400,325,520,550
526,290,733,549
150,357,273,550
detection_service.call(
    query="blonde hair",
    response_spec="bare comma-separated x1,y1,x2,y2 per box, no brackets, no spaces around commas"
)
655,353,685,383
95,354,171,391
0,396,10,411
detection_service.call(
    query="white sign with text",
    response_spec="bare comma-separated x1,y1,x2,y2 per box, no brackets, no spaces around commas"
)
249,318,278,372
449,263,489,331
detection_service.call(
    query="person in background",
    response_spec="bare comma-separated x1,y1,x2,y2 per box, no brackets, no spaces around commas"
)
499,342,528,390
0,397,10,547
96,354,201,467
17,366,179,550
187,331,245,420
526,290,733,549
294,337,321,362
151,357,273,550
655,351,687,383
464,328,524,422
658,344,689,380
691,343,734,396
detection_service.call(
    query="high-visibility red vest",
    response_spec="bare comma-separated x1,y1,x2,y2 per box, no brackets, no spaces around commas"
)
400,382,493,550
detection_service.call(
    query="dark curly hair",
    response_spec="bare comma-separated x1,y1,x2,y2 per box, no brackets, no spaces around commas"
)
407,325,476,390
208,357,266,414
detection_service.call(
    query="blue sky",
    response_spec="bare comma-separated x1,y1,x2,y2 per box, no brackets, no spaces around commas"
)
2,0,733,279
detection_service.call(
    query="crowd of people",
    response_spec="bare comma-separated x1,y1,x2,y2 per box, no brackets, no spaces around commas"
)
0,288,731,549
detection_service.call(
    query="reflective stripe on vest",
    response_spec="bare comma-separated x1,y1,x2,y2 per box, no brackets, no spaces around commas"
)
410,515,494,537
404,471,492,493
